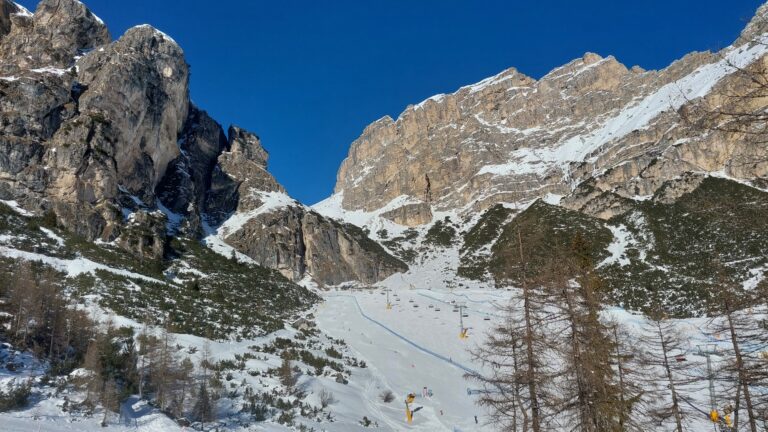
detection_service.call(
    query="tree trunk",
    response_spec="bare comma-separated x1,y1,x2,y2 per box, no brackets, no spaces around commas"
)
726,309,757,432
613,326,626,430
657,323,683,432
518,230,541,432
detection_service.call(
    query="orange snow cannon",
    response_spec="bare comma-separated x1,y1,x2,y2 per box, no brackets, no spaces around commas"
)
710,409,719,423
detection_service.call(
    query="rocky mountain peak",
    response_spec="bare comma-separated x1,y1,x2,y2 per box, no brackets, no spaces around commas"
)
120,24,181,54
323,3,768,227
74,23,189,201
0,0,109,72
0,0,413,286
203,124,284,224
227,125,269,168
0,1,22,37
738,2,768,44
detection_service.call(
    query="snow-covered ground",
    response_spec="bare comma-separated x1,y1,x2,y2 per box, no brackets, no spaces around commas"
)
1,399,183,432
314,285,762,432
0,191,763,431
1,271,761,432
315,288,508,431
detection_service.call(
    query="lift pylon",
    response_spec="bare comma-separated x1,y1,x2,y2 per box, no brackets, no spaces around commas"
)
697,344,723,432
457,302,469,339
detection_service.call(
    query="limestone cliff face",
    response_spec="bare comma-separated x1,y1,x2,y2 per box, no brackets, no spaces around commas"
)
0,1,21,37
0,0,405,283
157,105,228,235
210,132,407,285
222,205,407,285
205,125,284,224
0,0,110,73
74,24,189,202
0,2,188,245
329,5,768,224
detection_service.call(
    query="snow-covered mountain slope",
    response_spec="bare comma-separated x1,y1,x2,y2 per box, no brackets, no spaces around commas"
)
318,4,768,227
2,1,768,431
341,174,768,317
310,3,768,316
1,278,759,431
0,201,316,339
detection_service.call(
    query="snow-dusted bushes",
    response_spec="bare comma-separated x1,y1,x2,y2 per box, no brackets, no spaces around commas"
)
0,379,32,412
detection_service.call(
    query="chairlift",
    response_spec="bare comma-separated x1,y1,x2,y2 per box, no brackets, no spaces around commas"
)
483,317,491,321
675,355,687,362
462,314,469,318
435,308,441,311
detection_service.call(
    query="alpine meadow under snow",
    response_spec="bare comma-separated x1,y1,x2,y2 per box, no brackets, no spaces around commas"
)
1,0,768,431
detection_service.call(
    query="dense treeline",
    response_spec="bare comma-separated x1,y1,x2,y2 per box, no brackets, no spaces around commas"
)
0,261,218,426
470,233,768,431
2,262,94,374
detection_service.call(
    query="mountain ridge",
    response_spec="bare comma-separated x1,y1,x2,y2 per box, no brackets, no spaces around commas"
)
0,0,404,286
318,5,768,225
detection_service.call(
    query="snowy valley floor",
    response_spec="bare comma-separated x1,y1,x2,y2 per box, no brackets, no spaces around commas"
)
1,281,757,431
314,288,505,432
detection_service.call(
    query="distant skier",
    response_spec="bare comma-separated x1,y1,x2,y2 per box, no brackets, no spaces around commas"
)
422,386,428,397
474,415,478,424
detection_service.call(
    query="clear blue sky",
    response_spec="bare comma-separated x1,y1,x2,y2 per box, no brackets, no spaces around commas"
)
18,0,764,204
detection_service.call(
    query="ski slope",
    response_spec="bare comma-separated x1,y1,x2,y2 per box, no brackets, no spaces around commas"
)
315,288,511,431
314,286,766,432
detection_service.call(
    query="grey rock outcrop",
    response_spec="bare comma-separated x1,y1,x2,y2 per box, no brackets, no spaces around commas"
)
0,1,21,37
224,204,406,285
157,104,227,234
326,6,768,225
0,0,110,73
0,0,404,285
380,202,433,226
209,125,406,284
0,0,187,244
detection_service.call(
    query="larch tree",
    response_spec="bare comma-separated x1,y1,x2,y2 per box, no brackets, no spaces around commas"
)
468,229,561,431
706,266,766,432
551,234,629,432
637,299,692,432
